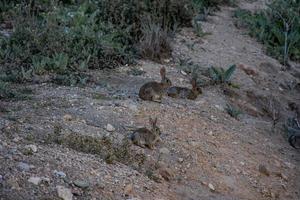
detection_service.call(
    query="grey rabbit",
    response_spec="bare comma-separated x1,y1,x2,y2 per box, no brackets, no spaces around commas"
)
139,67,172,102
130,117,162,149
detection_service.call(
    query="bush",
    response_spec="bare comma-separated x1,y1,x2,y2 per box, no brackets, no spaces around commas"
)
0,0,234,86
234,0,300,66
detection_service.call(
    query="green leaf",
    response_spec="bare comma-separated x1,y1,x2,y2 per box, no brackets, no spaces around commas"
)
224,64,236,82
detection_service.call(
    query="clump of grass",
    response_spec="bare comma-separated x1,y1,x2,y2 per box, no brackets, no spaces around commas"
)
210,64,236,84
225,104,242,119
47,125,145,166
0,81,33,100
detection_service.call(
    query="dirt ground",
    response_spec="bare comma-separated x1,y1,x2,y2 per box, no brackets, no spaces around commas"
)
1,0,300,200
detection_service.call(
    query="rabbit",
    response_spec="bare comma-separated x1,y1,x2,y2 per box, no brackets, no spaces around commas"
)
167,78,202,100
130,117,162,149
139,67,172,102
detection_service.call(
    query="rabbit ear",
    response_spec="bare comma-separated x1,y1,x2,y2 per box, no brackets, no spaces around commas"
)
149,117,158,126
160,67,166,78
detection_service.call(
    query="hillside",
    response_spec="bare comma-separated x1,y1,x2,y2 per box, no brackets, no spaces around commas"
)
0,0,300,199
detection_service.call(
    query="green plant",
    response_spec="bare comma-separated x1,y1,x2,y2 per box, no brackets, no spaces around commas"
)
210,64,236,84
0,81,16,99
225,104,242,119
233,0,300,67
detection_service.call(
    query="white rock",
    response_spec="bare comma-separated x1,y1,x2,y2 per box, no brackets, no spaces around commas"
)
180,70,187,75
178,158,184,163
208,183,215,191
25,144,38,153
106,124,115,132
56,185,73,200
28,177,42,185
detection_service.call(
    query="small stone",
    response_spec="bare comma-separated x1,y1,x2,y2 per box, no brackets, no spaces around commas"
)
54,170,66,178
106,124,115,132
159,147,170,155
178,158,184,163
28,177,42,185
180,70,187,76
124,183,133,196
74,180,89,189
56,185,73,200
259,164,270,176
63,114,73,121
25,144,38,153
208,183,215,191
17,162,30,172
208,131,213,136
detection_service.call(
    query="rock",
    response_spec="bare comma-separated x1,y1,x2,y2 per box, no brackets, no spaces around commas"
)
178,158,184,163
63,114,73,121
259,164,270,176
54,170,66,178
56,185,73,200
208,183,215,191
17,162,30,172
159,147,170,155
25,144,38,153
73,180,89,189
28,177,42,185
28,176,50,185
106,124,115,132
180,70,187,76
124,183,134,196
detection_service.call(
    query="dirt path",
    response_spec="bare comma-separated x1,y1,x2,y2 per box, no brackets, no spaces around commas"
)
1,0,300,200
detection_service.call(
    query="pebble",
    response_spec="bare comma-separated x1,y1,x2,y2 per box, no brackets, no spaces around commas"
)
63,114,73,121
180,70,187,75
17,162,30,172
208,183,215,191
106,124,115,132
25,144,38,153
54,170,66,178
159,147,170,155
56,185,73,200
178,158,184,163
28,177,42,185
74,180,90,189
258,164,270,176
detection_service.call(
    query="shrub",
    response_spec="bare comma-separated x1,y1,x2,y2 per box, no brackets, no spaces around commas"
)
233,0,300,66
210,64,236,84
